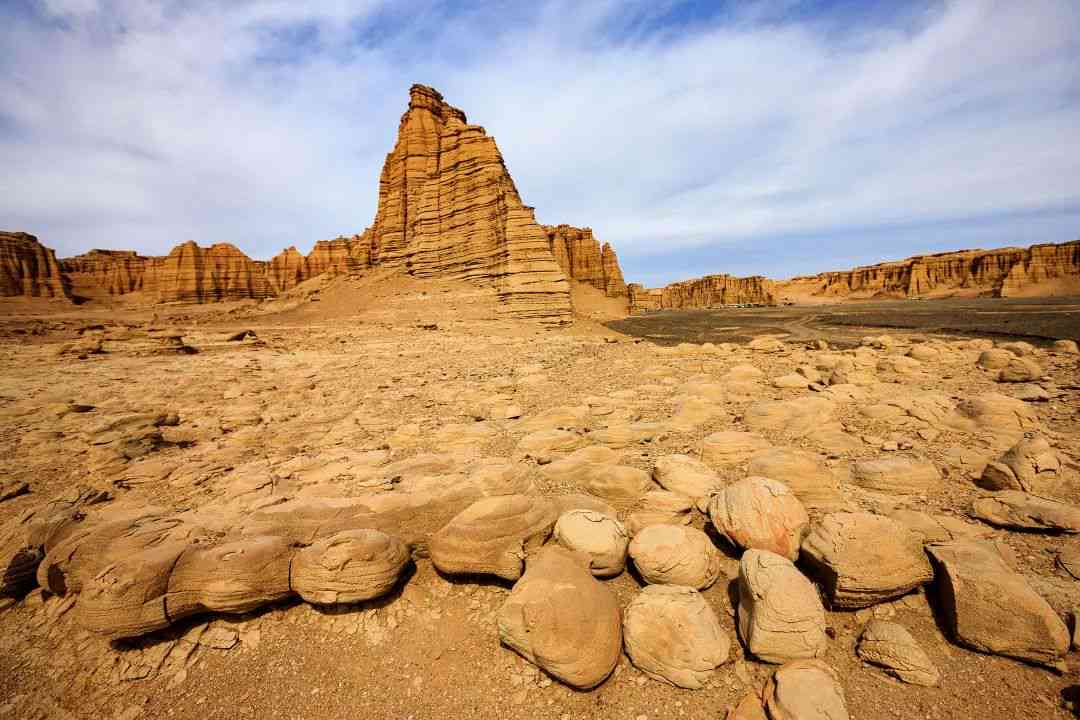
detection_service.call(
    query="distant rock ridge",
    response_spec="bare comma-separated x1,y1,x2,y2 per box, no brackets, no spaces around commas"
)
629,274,777,313
0,232,70,299
780,240,1080,302
16,85,618,321
629,240,1080,312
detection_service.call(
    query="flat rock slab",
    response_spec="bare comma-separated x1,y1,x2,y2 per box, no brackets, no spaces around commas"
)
927,540,1069,666
971,491,1080,533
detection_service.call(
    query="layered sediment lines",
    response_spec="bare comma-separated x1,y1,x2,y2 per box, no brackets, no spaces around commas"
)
780,241,1080,302
629,275,777,313
543,225,628,299
0,232,70,299
24,85,598,321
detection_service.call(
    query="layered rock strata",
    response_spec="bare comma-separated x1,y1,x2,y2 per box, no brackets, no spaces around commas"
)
37,85,608,321
543,224,628,298
630,274,776,313
780,240,1080,301
0,232,70,298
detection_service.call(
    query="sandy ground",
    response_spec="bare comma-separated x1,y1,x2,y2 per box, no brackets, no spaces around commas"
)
0,272,1078,720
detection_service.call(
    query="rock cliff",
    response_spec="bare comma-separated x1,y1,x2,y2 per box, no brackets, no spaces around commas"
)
629,274,777,313
41,85,589,322
0,232,70,299
779,240,1080,302
61,250,155,297
543,225,628,299
362,84,571,322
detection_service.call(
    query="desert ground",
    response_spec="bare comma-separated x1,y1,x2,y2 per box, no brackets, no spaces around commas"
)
1,273,1079,720
610,297,1080,347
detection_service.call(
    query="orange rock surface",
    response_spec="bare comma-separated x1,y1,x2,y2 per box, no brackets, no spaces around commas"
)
0,232,70,299
630,275,777,313
543,225,628,299
779,240,1080,302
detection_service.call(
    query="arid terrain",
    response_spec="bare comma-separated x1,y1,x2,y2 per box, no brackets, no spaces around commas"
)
2,83,1080,720
1,271,1080,720
610,297,1080,347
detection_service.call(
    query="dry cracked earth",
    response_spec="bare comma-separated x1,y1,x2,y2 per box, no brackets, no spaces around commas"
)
1,272,1080,720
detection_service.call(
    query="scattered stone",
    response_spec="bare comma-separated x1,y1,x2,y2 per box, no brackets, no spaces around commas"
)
702,432,771,466
763,660,849,720
629,524,722,589
429,495,557,580
747,448,844,512
1051,339,1078,354
927,540,1069,666
978,436,1061,493
997,357,1043,383
652,454,723,501
497,546,622,689
971,491,1080,533
623,585,730,689
708,477,808,561
737,550,827,664
856,620,940,686
625,492,693,535
801,512,933,609
291,529,411,604
551,510,629,578
850,456,941,495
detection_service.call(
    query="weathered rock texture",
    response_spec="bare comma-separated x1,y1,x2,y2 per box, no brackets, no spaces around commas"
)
543,224,627,299
630,274,777,313
779,240,1080,301
0,231,70,298
37,85,632,321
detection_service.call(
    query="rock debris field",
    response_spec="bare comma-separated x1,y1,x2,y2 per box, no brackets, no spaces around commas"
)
1,275,1080,720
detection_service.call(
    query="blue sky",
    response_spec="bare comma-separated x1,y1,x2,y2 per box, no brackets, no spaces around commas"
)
1,0,1077,287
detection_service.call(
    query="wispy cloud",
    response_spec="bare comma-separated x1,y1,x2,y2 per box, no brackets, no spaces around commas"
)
1,0,1077,283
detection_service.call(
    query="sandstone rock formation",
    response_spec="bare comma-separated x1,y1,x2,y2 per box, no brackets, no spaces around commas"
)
763,660,849,720
708,477,809,561
623,585,730,689
497,546,622,689
737,550,828,664
779,240,1080,301
0,231,69,298
628,524,721,589
856,620,940,686
291,529,411,604
33,85,636,321
630,274,777,313
971,491,1080,533
978,436,1062,494
551,510,629,578
429,495,557,580
543,224,628,299
800,513,933,609
927,540,1069,666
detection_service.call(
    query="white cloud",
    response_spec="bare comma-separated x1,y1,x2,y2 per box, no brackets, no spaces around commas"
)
0,0,1077,281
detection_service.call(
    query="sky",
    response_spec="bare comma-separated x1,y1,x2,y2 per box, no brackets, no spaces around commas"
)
1,0,1078,287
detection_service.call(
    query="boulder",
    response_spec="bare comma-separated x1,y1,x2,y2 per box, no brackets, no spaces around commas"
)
429,495,557,580
997,357,1043,383
291,529,411,604
927,540,1069,666
708,477,808,561
623,585,730,689
727,694,768,720
551,510,629,578
977,436,1061,493
497,546,622,689
971,491,1080,533
850,456,941,495
625,491,694,535
702,432,771,466
800,513,933,609
744,398,836,438
856,620,940,686
629,524,722,589
580,465,655,504
652,454,723,500
763,660,849,720
737,550,828,663
747,448,844,512
1051,339,1078,354
165,535,294,619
